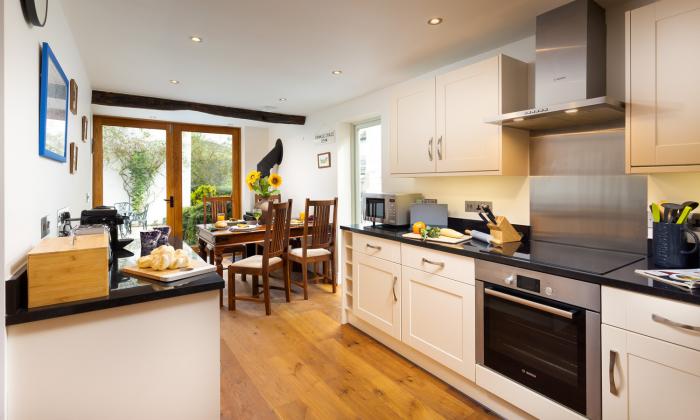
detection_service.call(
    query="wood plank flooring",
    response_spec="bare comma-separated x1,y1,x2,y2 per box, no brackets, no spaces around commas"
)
220,273,497,419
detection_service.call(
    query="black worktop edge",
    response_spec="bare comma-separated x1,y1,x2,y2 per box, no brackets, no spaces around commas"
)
341,225,700,305
6,273,224,326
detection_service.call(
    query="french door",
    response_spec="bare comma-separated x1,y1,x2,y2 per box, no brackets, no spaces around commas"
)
92,116,241,244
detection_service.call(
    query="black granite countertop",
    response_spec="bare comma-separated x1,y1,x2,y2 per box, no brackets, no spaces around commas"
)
341,224,700,306
6,238,224,326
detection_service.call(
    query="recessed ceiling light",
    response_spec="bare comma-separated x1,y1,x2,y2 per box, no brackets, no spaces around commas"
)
190,36,203,43
169,79,180,84
331,70,343,75
513,117,524,122
565,108,579,114
278,98,287,102
427,17,443,25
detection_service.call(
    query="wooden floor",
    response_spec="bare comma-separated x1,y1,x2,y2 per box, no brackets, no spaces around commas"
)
220,272,498,420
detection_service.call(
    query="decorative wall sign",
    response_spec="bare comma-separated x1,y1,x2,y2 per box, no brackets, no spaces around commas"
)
317,152,331,169
313,128,335,144
69,79,78,115
39,42,69,162
81,115,88,141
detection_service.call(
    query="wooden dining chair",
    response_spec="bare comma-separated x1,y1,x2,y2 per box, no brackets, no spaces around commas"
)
287,198,338,298
227,199,292,315
202,195,246,264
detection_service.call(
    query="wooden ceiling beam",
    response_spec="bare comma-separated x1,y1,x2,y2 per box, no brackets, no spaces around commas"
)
91,90,306,125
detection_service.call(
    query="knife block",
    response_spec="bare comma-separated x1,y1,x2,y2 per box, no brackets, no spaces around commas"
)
487,216,523,246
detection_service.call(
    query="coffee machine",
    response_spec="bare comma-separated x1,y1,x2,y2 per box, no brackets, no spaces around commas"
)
79,207,132,250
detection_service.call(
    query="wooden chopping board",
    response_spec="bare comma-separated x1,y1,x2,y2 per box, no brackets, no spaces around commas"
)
401,232,472,244
121,258,216,282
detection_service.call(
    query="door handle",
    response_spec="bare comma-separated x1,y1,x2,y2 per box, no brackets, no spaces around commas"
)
428,137,433,161
437,136,443,160
421,257,445,268
484,287,575,319
163,196,174,208
609,350,619,396
651,314,700,332
392,276,398,302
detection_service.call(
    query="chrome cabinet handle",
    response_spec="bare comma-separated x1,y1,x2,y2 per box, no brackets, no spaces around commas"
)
421,257,445,268
365,243,381,251
651,314,700,332
437,136,443,160
484,287,575,319
609,350,619,396
392,276,398,302
428,137,433,161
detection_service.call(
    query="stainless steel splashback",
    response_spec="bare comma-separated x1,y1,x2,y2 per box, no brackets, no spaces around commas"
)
530,129,647,254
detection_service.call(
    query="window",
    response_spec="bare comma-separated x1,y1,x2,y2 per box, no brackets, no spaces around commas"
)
353,119,382,223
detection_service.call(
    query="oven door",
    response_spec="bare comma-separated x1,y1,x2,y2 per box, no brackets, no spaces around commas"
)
476,281,600,417
363,196,387,223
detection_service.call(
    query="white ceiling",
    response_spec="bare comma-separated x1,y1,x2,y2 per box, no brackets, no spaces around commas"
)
62,0,573,116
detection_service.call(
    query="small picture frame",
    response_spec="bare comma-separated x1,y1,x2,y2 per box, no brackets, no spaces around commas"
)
317,152,331,169
81,115,88,141
74,145,78,172
69,142,76,174
69,79,78,115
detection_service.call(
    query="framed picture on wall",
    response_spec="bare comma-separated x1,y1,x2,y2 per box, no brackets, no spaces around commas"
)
81,115,88,141
39,42,69,162
317,152,331,169
69,142,75,174
69,79,78,115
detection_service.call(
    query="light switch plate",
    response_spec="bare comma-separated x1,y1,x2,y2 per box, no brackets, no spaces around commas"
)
465,201,494,213
41,215,50,238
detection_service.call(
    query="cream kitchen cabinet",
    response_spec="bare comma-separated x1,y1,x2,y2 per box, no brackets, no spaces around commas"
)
352,251,402,340
602,286,700,419
602,325,700,420
390,54,529,176
401,266,475,380
626,0,700,172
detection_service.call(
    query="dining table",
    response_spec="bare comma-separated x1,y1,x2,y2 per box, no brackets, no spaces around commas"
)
196,222,307,279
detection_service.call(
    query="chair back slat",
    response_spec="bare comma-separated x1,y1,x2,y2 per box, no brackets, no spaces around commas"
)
202,195,234,225
262,199,292,266
302,198,338,252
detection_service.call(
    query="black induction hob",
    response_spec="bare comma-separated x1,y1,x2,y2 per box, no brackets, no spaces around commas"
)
485,240,646,275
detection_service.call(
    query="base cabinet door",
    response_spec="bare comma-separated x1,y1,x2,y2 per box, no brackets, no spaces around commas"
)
602,324,700,420
401,266,475,380
353,251,402,340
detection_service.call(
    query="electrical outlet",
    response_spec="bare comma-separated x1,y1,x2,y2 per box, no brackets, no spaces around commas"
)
41,215,50,238
465,201,493,213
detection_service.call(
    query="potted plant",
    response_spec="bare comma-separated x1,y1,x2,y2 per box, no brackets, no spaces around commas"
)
246,171,282,223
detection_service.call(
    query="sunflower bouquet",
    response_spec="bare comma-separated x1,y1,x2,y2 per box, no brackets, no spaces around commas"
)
246,170,282,197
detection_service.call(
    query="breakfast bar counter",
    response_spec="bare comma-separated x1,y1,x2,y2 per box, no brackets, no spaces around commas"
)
5,238,221,420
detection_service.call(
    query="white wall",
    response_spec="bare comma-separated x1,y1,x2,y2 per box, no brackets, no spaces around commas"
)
0,0,5,415
3,0,93,277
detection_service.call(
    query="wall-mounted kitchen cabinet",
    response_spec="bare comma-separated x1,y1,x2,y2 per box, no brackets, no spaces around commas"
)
390,54,529,176
626,0,700,173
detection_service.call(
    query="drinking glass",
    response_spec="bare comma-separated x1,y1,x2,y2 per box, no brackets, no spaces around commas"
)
253,209,262,225
217,213,225,222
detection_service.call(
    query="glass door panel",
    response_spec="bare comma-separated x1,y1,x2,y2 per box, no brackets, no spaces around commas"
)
181,130,235,245
101,125,168,239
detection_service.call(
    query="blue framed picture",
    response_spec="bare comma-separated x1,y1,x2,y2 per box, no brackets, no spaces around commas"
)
39,42,69,162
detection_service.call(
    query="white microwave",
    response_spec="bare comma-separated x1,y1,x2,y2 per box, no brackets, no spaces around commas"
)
361,193,422,226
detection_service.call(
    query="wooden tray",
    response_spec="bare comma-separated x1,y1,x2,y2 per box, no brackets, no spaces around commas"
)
401,232,472,244
121,259,216,282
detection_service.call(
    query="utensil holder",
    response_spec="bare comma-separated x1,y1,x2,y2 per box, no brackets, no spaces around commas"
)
652,222,699,268
487,216,523,246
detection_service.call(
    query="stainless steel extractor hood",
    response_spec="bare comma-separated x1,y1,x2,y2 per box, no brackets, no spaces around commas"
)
487,0,624,131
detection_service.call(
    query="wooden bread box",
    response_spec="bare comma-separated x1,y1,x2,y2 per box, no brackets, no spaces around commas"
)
27,232,110,308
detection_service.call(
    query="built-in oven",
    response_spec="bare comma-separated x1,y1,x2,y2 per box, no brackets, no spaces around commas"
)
476,260,601,420
361,193,422,226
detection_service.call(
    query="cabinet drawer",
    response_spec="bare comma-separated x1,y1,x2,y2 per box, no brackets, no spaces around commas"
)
401,244,475,285
353,234,401,263
602,286,700,351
